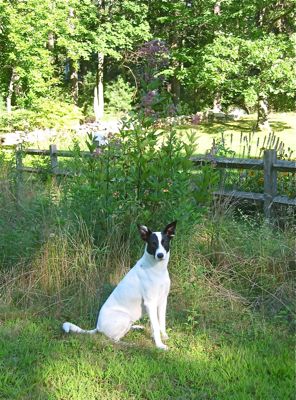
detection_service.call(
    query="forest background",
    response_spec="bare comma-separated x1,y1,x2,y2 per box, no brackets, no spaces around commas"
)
0,0,295,130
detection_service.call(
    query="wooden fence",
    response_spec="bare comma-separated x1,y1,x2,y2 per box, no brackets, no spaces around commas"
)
191,150,296,219
14,144,92,177
1,144,296,220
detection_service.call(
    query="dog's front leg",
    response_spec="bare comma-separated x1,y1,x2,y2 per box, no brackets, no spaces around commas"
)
145,302,168,350
158,296,169,340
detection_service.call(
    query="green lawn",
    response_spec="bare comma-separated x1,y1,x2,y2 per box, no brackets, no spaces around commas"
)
177,112,296,157
0,307,294,400
2,112,295,159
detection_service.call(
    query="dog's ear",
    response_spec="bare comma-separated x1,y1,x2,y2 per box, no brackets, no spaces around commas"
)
138,224,152,241
163,221,177,238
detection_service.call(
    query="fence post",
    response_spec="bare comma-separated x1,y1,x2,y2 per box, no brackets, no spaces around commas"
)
49,144,58,174
263,149,277,220
15,143,23,202
15,143,23,171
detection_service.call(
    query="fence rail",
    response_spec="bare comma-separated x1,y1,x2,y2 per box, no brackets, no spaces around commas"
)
1,144,296,220
191,150,296,218
191,155,296,172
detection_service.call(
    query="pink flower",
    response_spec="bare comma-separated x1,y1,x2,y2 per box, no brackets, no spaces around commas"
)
92,147,103,157
192,114,201,125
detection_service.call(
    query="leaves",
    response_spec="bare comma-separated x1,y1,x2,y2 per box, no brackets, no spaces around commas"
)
0,0,295,115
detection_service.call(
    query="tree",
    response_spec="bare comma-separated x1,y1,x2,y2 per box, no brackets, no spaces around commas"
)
91,0,150,119
1,0,294,121
200,33,296,128
0,0,150,117
0,0,55,110
142,0,296,116
143,0,218,108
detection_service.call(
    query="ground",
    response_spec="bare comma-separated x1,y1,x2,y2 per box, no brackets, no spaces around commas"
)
0,309,294,400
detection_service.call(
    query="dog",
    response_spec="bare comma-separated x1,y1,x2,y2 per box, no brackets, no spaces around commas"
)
62,221,177,350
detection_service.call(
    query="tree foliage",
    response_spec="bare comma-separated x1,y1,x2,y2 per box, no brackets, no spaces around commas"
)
0,0,295,122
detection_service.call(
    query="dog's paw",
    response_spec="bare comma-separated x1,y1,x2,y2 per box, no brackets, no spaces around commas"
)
161,332,169,340
157,343,169,351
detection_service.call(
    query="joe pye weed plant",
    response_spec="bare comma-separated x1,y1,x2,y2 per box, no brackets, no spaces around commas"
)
63,113,200,236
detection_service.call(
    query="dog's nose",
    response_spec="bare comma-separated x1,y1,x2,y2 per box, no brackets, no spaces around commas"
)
157,253,164,259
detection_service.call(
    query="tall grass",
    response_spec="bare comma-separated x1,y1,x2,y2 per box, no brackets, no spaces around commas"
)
1,192,294,327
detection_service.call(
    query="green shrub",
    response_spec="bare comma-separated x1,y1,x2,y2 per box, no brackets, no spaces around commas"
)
62,115,203,237
0,109,35,132
104,77,135,114
31,98,83,130
0,99,82,132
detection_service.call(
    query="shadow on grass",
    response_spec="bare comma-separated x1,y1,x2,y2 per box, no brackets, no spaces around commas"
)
269,120,293,132
176,117,293,136
0,311,294,400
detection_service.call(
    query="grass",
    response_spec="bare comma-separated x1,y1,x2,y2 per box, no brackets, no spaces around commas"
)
1,211,295,400
1,112,295,160
177,112,296,157
0,311,294,400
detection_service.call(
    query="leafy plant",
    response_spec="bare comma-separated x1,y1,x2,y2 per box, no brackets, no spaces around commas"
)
60,114,203,237
0,100,82,131
105,77,135,114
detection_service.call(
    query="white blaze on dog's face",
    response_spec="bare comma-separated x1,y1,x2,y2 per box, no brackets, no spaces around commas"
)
138,221,177,261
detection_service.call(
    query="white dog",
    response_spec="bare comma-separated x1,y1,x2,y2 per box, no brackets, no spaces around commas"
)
62,221,177,350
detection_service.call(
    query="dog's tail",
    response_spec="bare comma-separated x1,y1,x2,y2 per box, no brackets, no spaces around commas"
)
62,321,98,334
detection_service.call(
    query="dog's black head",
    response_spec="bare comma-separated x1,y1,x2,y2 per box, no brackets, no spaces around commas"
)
138,221,177,261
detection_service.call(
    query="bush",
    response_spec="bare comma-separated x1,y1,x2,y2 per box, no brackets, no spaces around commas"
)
62,114,203,237
0,99,83,132
31,99,83,130
104,77,135,114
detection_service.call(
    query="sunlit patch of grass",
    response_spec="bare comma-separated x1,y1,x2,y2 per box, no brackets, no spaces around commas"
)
0,314,294,400
177,112,296,157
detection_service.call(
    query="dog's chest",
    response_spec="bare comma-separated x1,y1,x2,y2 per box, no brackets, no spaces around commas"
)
137,263,170,301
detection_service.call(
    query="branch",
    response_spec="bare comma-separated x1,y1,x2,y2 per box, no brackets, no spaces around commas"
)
121,64,138,99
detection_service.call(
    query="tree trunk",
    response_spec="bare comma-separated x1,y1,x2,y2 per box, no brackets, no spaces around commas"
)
7,69,17,113
94,52,104,121
257,95,271,131
214,1,221,15
212,2,222,111
171,76,181,106
213,92,222,112
48,32,55,50
70,63,79,104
